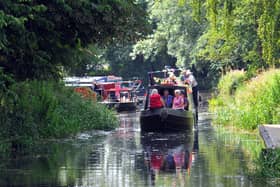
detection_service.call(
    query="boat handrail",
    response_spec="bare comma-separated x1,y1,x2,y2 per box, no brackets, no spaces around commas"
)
148,68,182,75
148,84,188,89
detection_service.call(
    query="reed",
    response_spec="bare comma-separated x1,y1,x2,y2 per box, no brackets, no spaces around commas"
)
0,80,118,153
210,69,280,179
210,69,280,130
255,148,280,178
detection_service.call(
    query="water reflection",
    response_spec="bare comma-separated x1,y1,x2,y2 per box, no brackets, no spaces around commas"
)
140,131,194,186
0,112,273,187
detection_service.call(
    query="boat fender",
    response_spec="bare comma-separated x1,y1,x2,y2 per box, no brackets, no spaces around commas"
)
160,108,168,121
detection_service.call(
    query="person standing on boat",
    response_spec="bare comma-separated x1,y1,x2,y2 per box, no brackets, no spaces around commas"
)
162,89,173,108
182,70,198,109
172,90,185,110
149,89,165,109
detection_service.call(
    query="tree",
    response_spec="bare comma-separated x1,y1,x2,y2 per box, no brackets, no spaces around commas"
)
99,42,176,83
131,0,214,88
132,0,205,67
131,0,280,89
0,0,149,80
191,0,280,68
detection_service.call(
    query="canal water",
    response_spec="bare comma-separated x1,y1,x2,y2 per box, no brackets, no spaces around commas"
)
0,111,270,187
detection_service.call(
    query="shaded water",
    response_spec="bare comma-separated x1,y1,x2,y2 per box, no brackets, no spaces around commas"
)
0,111,270,187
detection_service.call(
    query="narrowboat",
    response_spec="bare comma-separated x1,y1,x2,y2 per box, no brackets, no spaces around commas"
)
98,81,138,112
140,68,197,132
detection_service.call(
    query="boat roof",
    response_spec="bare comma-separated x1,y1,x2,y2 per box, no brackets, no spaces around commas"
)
107,88,133,92
148,68,181,74
149,84,186,90
63,76,122,84
97,82,116,85
97,80,141,87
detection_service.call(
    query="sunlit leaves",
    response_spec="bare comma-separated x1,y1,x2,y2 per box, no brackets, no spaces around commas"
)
0,0,148,80
192,0,280,66
178,0,186,6
133,0,204,67
257,0,280,65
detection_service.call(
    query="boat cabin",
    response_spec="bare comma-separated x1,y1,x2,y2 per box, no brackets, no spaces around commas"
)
140,68,196,131
151,85,187,97
106,88,135,103
98,81,138,112
96,81,138,103
144,84,190,110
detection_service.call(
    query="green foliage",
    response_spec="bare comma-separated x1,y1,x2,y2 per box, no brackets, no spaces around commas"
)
65,45,109,76
118,0,280,91
130,0,218,89
132,0,205,67
257,0,280,65
234,70,280,129
192,0,280,70
0,81,118,152
0,0,149,153
255,149,280,178
0,0,148,80
102,43,176,83
209,70,245,124
210,69,280,130
217,70,246,96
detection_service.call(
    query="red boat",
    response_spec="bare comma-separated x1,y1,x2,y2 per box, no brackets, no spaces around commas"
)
97,81,138,112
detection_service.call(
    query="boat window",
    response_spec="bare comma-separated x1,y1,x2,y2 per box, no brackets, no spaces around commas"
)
158,88,175,97
148,87,190,110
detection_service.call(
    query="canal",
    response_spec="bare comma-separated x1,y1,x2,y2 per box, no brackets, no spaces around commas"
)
0,110,271,187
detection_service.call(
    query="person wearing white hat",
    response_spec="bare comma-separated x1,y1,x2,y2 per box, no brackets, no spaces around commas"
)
182,69,199,116
183,70,198,87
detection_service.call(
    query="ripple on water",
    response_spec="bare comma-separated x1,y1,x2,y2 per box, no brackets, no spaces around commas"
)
0,111,274,187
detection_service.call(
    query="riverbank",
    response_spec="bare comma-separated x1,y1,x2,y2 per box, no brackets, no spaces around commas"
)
209,69,280,130
0,110,272,187
209,69,280,179
0,75,118,153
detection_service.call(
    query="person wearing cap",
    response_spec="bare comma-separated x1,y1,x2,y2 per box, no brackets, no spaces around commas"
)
182,70,198,109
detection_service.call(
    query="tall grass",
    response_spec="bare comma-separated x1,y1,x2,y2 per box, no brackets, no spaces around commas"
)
209,70,246,127
210,69,280,130
255,148,280,178
0,80,118,152
217,70,246,97
210,69,280,179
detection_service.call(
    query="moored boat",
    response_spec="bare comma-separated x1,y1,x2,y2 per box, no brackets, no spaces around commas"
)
98,81,138,112
115,101,137,112
100,101,137,112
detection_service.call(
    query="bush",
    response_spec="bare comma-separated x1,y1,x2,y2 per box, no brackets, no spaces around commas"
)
255,149,280,178
209,70,246,124
217,70,246,97
0,80,118,152
210,69,280,130
234,69,280,129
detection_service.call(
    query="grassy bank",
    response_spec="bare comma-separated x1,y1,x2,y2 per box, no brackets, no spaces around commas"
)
210,69,280,130
0,75,118,153
255,149,280,178
209,69,280,179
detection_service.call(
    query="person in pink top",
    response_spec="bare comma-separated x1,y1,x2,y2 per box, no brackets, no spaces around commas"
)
172,90,185,110
173,151,185,169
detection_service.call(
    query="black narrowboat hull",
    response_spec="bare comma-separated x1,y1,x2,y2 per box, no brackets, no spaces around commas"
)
116,102,137,112
140,108,194,132
100,101,137,112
